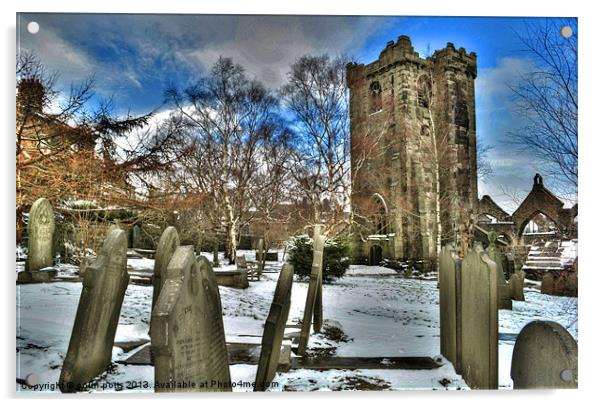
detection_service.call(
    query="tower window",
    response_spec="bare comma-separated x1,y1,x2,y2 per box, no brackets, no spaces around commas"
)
369,81,382,113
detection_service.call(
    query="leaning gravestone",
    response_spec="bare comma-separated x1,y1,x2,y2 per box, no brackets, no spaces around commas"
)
297,233,326,356
312,226,324,333
511,321,578,388
509,271,525,301
460,248,498,389
59,228,129,392
150,246,231,392
26,197,55,272
152,226,180,310
255,263,294,391
486,233,512,310
439,245,462,372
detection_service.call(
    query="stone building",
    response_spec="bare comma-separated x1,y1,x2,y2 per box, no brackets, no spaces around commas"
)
347,36,479,266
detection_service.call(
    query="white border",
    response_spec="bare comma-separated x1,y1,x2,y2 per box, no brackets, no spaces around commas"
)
2,1,600,405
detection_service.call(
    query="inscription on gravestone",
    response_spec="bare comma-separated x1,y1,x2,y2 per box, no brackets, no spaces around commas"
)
460,249,498,389
255,263,294,391
26,197,55,272
59,228,129,392
151,246,231,392
297,233,326,356
511,321,577,388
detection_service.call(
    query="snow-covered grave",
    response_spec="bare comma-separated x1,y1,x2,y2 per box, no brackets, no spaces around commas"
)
16,252,577,392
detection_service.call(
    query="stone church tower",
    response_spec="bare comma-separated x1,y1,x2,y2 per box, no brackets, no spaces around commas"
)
347,36,479,266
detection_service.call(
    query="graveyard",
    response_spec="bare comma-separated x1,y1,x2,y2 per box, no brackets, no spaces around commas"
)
15,16,579,393
16,218,578,392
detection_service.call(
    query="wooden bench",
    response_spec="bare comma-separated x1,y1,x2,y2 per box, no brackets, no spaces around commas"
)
236,255,260,281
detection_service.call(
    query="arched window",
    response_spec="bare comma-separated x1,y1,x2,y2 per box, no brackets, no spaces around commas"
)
417,75,432,108
371,194,388,235
369,81,382,113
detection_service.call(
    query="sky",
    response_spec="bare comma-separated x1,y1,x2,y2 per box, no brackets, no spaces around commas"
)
16,13,577,212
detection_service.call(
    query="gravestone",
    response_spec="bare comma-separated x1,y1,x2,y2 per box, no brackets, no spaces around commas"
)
255,263,294,391
487,232,512,310
541,273,555,295
312,227,324,333
297,232,326,356
132,224,141,248
509,271,525,301
150,246,231,392
236,255,247,270
460,248,498,389
566,272,578,297
26,197,55,272
257,238,265,275
511,321,578,388
439,245,462,372
59,228,129,392
152,226,180,310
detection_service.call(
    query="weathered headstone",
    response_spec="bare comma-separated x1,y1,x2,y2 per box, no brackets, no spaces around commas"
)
541,272,555,295
439,245,462,372
509,271,525,301
152,226,180,310
257,238,265,275
236,255,247,270
511,321,578,388
255,263,294,391
26,197,55,272
132,224,141,248
460,249,498,389
59,228,129,392
487,232,512,310
151,246,231,392
312,227,324,333
297,233,326,356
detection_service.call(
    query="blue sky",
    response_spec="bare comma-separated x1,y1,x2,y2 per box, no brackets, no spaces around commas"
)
16,14,577,211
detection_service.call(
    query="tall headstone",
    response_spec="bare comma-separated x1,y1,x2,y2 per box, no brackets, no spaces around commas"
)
439,245,462,372
26,197,55,271
59,228,129,392
460,249,498,389
152,226,180,310
132,224,141,248
255,263,294,391
509,270,525,301
487,232,512,310
312,226,324,333
257,238,265,275
297,233,326,356
151,246,231,392
511,321,578,388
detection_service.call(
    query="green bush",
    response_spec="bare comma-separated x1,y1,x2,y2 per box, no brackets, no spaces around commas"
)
287,235,350,283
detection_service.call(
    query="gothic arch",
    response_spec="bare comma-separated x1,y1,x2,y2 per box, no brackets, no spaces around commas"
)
416,74,432,108
371,193,388,235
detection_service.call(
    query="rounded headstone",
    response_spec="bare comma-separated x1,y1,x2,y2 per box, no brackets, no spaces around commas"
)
511,321,578,389
26,198,55,271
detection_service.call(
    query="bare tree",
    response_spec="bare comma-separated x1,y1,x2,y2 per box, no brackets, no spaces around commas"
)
281,55,351,235
508,18,578,195
165,57,292,263
16,51,184,248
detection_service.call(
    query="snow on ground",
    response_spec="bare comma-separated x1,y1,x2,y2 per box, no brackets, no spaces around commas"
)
16,254,577,392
